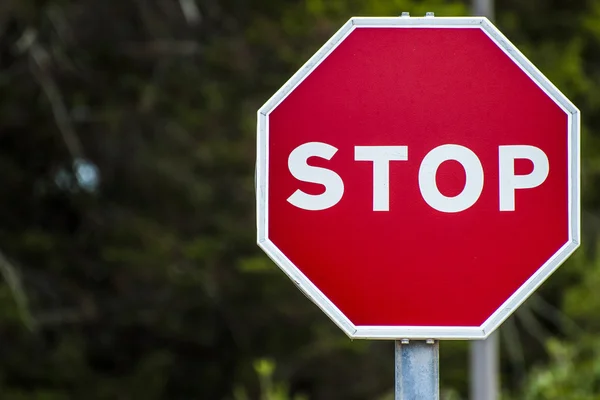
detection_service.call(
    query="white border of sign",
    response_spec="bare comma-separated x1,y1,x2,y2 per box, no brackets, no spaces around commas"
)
256,17,580,340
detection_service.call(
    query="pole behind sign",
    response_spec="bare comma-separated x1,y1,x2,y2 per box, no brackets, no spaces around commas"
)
470,1,499,399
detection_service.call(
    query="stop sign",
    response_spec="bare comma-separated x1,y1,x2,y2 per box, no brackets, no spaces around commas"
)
256,16,580,339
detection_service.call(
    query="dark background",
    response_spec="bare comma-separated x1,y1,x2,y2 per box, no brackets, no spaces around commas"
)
0,1,599,399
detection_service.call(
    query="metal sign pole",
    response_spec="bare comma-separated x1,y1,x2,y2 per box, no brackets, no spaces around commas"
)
395,339,439,400
470,333,499,400
468,0,499,393
473,0,495,20
468,0,498,393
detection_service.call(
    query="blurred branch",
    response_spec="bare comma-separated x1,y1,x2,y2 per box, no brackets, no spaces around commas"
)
0,250,36,331
28,35,83,160
15,27,37,53
46,5,72,42
530,294,583,335
179,0,202,25
501,318,525,372
517,304,551,344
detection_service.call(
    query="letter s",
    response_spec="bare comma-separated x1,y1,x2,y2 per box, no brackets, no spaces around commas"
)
287,142,344,211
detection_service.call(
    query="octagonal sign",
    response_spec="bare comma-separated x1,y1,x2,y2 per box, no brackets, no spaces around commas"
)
256,17,580,339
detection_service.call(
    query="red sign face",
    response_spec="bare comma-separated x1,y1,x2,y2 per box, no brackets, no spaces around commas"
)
257,17,580,339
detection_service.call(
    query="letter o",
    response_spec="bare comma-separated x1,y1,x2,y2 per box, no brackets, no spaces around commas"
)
418,144,484,213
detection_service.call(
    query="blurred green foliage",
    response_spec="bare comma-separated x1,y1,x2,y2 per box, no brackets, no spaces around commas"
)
0,0,599,399
519,339,600,400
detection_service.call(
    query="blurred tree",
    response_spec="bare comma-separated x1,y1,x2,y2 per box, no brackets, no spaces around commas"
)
0,0,599,399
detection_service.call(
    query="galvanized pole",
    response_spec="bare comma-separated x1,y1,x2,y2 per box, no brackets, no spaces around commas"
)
472,0,495,21
395,340,439,400
469,1,499,399
470,333,499,400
